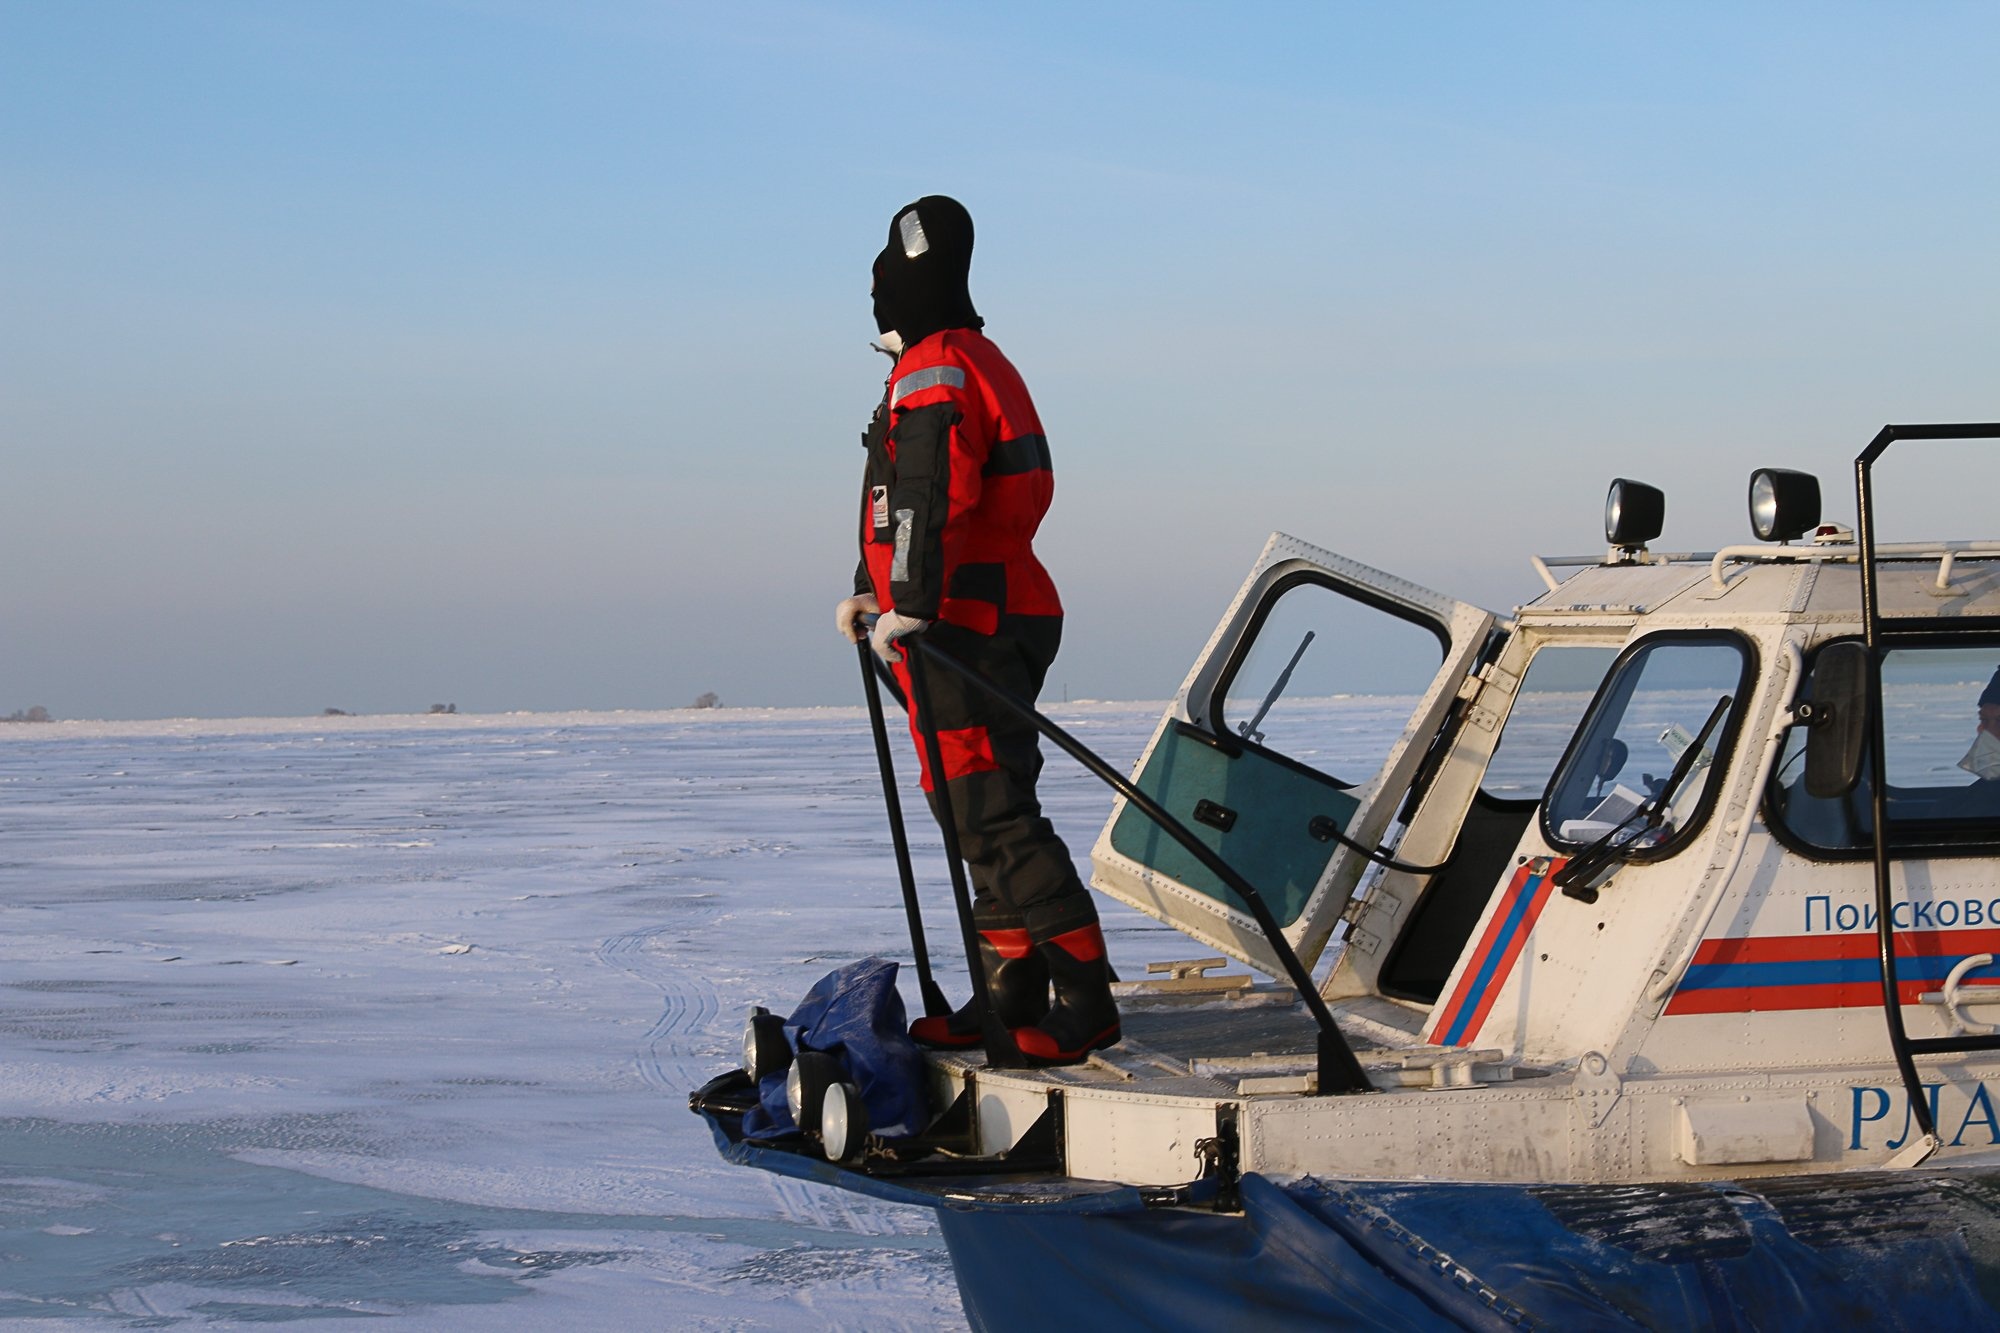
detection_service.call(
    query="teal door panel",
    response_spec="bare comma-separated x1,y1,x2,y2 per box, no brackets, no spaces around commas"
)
1108,724,1359,928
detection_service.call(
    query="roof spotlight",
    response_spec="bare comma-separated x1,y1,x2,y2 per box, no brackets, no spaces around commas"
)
1605,479,1665,550
1748,468,1821,543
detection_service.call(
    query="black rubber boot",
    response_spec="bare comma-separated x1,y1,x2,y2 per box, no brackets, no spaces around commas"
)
910,907,1049,1049
1012,900,1121,1066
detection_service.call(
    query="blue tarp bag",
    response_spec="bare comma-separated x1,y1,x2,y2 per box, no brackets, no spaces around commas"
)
741,957,930,1142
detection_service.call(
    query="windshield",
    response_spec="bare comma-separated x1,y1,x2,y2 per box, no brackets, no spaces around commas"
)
1543,635,1752,856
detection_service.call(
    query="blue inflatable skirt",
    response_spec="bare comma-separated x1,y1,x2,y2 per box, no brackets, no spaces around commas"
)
698,1104,2000,1331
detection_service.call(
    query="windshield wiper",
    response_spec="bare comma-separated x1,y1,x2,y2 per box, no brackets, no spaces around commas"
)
1554,693,1733,900
1239,630,1314,746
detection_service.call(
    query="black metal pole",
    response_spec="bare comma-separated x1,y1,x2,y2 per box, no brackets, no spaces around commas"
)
1850,425,2000,1134
1855,431,1937,1142
858,641,952,1018
903,646,1023,1067
911,638,1371,1095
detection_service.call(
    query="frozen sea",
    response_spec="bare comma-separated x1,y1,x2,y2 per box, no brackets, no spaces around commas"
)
0,697,1419,1329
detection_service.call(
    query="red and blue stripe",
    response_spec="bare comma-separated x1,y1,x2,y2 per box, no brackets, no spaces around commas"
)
1664,927,2000,1014
1428,861,1562,1047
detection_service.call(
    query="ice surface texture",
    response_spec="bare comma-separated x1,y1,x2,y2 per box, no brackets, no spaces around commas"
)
7,701,1368,1327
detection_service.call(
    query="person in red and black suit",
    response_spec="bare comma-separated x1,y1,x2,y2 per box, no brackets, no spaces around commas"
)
835,195,1119,1066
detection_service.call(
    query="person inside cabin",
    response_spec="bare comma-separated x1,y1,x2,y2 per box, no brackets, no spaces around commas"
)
1956,666,2000,786
832,196,1121,1066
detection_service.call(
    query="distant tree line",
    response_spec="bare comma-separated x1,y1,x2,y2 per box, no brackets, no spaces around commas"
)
2,706,52,723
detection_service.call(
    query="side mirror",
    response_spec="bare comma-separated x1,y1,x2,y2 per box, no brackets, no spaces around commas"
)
1803,642,1871,799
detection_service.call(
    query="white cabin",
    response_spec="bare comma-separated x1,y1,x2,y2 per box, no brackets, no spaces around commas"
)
944,469,2000,1190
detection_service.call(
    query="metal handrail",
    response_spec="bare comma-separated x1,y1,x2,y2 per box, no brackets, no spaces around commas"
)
1706,539,2000,592
857,642,952,1019
906,637,1373,1095
1536,538,2000,598
1852,422,2000,1161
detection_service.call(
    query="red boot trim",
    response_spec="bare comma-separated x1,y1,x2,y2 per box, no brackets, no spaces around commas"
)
910,1015,983,1049
1046,924,1106,963
1010,1021,1122,1065
981,927,1032,960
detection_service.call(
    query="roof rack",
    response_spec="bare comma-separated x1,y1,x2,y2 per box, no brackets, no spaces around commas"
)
1707,539,2000,594
1530,537,2000,598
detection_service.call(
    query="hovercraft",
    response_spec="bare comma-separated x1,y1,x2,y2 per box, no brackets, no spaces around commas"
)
695,424,2000,1329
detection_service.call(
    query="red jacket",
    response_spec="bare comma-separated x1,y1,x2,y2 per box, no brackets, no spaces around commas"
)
857,329,1061,635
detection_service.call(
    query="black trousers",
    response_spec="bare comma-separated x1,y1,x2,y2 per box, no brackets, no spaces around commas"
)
895,618,1093,926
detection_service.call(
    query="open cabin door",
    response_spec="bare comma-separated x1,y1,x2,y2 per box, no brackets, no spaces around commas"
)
1091,533,1496,979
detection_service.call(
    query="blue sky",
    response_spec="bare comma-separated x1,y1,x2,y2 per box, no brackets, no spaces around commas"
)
4,2,1997,718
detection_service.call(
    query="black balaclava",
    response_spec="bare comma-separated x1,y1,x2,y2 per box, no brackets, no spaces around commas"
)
1981,667,2000,709
872,195,982,348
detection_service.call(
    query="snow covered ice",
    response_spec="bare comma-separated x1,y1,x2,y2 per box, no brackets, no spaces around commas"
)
0,700,1416,1327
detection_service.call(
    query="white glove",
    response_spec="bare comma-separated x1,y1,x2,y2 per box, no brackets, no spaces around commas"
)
835,593,879,643
869,610,930,664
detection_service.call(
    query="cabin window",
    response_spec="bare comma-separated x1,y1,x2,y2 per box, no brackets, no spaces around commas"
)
1482,645,1622,802
1541,633,1755,859
1768,642,2000,856
1211,574,1446,783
